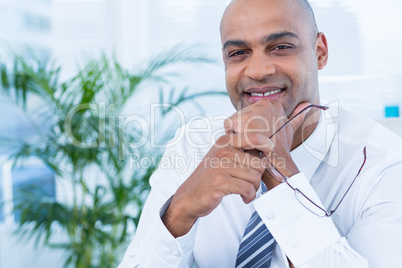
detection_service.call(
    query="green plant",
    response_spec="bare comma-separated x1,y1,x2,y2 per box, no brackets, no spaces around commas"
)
0,46,227,267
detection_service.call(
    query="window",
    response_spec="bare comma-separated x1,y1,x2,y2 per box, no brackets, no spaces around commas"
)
23,13,51,33
0,161,55,223
0,167,4,223
12,164,55,221
0,100,55,224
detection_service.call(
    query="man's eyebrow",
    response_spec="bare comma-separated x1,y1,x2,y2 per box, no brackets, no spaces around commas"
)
222,31,299,50
261,31,300,44
222,39,249,50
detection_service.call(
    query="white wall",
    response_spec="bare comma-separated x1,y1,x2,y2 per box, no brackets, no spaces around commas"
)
0,0,52,59
0,224,65,268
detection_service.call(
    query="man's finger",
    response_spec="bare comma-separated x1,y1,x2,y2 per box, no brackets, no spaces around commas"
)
229,151,267,176
226,133,274,152
224,176,258,204
224,116,239,134
288,102,311,132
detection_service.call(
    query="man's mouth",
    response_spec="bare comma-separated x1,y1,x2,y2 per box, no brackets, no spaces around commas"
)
249,89,284,97
243,87,285,105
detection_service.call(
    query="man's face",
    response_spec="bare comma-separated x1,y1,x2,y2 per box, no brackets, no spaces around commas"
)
220,0,327,117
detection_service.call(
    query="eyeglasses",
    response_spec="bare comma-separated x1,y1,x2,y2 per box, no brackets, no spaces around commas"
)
259,104,367,217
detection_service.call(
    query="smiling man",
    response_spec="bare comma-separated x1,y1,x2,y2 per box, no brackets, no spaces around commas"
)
119,0,402,267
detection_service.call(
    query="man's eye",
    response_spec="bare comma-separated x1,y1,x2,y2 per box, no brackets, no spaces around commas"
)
229,50,245,57
274,45,292,50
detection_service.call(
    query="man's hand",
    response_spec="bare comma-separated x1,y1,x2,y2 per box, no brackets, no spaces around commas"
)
162,99,310,237
162,133,272,237
223,99,311,189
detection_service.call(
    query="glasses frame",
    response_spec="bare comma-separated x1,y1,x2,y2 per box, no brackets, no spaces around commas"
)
258,104,367,217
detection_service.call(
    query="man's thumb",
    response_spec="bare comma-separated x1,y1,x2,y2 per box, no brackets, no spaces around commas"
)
288,102,311,131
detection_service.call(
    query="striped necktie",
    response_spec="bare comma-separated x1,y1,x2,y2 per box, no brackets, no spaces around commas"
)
235,183,275,268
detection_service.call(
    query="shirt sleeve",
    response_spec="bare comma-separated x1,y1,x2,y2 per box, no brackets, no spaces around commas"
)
253,172,369,267
118,193,198,268
118,128,200,268
344,164,402,267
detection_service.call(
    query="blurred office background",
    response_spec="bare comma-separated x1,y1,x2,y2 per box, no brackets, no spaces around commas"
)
0,0,401,267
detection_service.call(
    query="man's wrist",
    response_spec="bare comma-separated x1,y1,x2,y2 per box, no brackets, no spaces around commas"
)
161,199,197,238
262,156,299,190
279,161,300,178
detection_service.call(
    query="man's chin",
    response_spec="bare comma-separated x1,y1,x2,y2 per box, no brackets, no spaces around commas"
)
230,100,247,111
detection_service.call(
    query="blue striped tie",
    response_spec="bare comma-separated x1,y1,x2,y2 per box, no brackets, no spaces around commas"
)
235,184,275,268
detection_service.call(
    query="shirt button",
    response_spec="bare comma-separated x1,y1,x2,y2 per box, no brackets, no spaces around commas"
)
172,250,181,257
266,211,275,220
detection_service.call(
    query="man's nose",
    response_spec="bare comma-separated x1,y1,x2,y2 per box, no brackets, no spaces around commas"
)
244,53,276,81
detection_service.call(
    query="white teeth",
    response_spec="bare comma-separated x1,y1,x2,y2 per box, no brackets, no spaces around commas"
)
250,89,283,97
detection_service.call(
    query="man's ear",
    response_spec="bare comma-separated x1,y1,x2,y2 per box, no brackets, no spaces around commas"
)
315,33,328,70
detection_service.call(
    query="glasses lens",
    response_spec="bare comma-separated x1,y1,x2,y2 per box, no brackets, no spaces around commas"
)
294,189,326,217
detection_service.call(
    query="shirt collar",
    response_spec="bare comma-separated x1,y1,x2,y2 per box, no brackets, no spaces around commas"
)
290,109,337,181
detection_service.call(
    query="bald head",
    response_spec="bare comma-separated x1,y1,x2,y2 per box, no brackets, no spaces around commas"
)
297,0,319,38
221,0,319,45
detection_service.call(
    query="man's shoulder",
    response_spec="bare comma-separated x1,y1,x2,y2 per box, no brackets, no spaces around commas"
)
337,107,402,148
336,107,402,176
329,107,402,202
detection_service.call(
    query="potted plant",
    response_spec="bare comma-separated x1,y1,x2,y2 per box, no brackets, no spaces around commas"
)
0,46,226,267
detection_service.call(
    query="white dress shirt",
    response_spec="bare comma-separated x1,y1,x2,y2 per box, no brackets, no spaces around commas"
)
119,106,402,268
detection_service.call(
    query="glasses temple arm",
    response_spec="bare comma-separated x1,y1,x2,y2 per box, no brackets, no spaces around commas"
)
329,146,367,214
269,104,328,139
